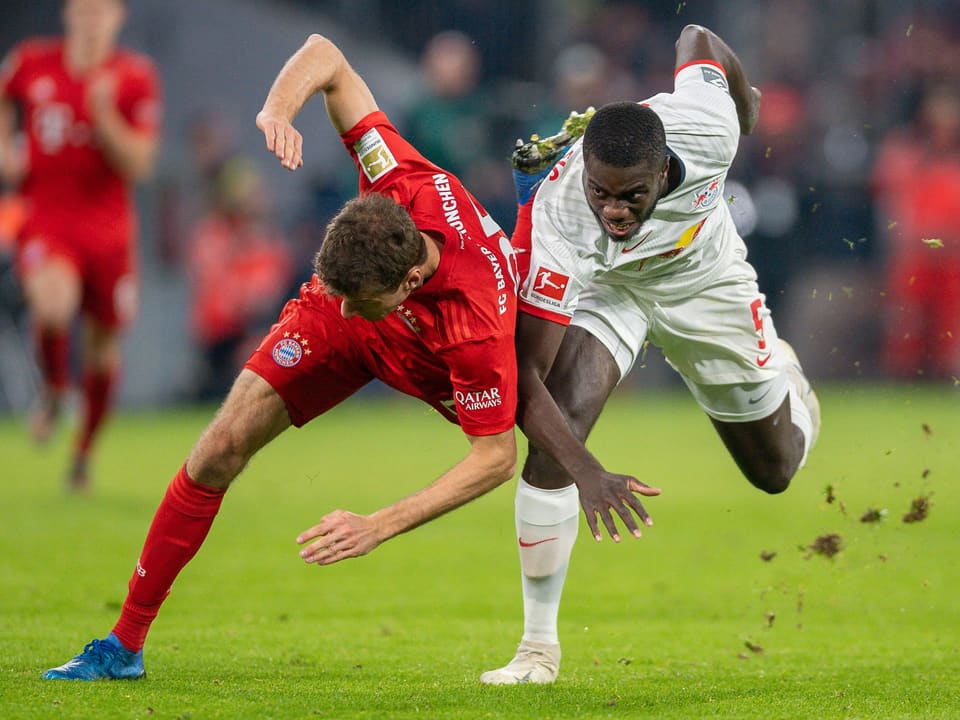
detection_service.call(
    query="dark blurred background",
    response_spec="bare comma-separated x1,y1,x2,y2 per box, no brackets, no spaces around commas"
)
2,0,958,411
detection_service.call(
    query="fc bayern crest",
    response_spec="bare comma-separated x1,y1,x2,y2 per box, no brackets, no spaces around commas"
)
272,337,303,367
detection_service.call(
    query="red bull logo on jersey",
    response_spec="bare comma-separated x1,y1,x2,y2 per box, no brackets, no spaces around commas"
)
530,267,569,305
455,387,503,411
692,177,723,210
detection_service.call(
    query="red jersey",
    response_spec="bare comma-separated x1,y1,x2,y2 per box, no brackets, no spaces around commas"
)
342,111,519,435
0,38,162,236
246,112,518,436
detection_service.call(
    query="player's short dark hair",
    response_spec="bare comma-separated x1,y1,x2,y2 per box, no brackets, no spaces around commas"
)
582,101,666,168
315,193,425,297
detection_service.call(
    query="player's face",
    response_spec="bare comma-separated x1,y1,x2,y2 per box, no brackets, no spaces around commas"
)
62,0,126,48
582,154,669,241
340,283,411,321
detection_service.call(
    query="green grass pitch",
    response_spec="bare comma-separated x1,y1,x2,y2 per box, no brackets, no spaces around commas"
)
0,383,957,719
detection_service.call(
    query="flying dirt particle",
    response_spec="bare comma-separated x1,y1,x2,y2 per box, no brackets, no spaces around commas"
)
839,501,848,516
606,696,620,707
922,238,943,248
675,2,686,14
903,494,932,523
878,554,888,562
824,484,837,504
760,550,777,562
842,287,854,298
765,612,776,628
859,507,886,523
744,640,764,654
906,23,914,36
806,533,843,558
922,423,932,436
921,469,930,478
887,220,898,230
617,657,632,666
765,146,772,158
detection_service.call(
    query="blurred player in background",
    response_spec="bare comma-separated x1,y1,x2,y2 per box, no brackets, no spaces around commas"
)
0,0,162,490
42,32,519,680
481,24,821,684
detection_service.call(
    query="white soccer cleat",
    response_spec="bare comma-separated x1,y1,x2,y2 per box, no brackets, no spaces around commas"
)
780,339,821,450
480,639,560,685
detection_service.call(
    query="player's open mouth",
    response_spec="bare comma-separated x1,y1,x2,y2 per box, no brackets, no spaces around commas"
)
603,219,637,238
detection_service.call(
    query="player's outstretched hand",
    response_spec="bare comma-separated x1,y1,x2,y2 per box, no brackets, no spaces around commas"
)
256,111,304,171
296,509,382,566
579,471,661,542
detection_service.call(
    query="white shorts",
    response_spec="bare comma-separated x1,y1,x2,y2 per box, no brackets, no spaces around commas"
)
570,234,789,423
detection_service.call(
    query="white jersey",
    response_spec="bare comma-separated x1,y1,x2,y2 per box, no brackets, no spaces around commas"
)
520,61,744,320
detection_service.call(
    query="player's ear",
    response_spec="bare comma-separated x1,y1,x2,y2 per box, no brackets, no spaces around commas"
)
403,266,424,292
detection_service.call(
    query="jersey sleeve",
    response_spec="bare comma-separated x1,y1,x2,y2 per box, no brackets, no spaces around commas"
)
440,333,517,436
518,197,593,325
116,54,162,134
646,61,740,167
340,111,438,201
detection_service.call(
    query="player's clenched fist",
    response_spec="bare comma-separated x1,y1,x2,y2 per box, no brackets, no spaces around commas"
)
256,110,303,171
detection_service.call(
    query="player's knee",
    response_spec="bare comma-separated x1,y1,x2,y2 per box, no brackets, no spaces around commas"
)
188,424,252,489
747,462,795,495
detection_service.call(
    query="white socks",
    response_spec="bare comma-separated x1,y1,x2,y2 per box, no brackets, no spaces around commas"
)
514,476,580,644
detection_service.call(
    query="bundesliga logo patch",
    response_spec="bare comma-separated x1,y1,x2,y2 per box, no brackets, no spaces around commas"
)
530,267,569,303
272,337,303,367
355,128,398,183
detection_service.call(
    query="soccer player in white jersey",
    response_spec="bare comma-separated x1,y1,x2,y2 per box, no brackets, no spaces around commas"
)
481,24,821,685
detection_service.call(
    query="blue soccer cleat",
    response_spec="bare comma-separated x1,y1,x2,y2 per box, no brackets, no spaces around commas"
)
42,633,145,681
511,107,595,204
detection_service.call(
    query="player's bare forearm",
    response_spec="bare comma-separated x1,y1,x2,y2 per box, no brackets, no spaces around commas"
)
95,118,157,182
515,315,661,541
517,366,606,483
675,24,760,135
519,379,661,541
296,429,516,565
86,75,158,182
258,34,377,136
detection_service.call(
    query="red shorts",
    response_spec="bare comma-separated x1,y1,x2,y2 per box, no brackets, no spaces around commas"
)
244,279,461,428
16,217,137,330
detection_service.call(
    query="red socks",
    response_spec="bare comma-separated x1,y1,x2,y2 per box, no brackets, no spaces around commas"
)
76,368,115,458
37,328,70,394
111,465,226,652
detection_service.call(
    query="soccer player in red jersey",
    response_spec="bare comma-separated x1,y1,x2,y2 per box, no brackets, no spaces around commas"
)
0,0,162,489
42,33,519,680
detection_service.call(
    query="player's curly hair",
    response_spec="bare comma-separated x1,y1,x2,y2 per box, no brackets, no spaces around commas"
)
582,101,666,168
315,193,426,297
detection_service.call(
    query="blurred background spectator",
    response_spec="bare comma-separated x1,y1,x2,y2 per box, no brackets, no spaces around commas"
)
1,0,958,413
872,83,960,380
186,156,292,401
